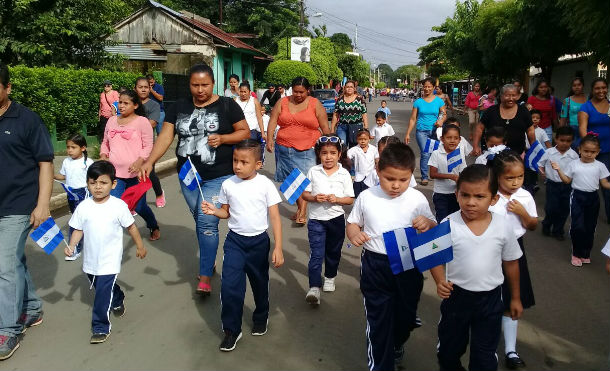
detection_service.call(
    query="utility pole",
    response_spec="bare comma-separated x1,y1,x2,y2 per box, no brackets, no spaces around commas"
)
354,23,358,53
299,0,304,36
219,0,223,29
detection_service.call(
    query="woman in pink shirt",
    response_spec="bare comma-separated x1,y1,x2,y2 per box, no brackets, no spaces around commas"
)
464,82,482,140
98,80,119,141
101,90,160,240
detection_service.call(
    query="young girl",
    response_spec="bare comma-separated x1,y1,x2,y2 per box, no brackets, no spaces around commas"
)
54,134,94,261
552,134,610,266
302,135,355,305
100,89,160,240
347,129,378,198
488,150,538,369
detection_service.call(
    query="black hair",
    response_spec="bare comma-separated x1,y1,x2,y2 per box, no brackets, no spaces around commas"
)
486,126,506,140
87,160,116,182
239,81,251,90
0,62,9,88
589,77,608,99
66,133,88,163
119,89,146,117
377,136,401,152
441,123,460,137
234,139,262,161
532,79,550,97
146,74,155,80
484,86,497,95
118,86,129,94
135,76,149,86
567,76,585,97
381,100,387,104
555,126,574,139
356,128,370,138
445,116,459,125
378,142,415,172
487,149,524,178
530,109,541,117
375,111,386,120
580,133,600,149
422,77,435,86
291,76,311,91
314,134,350,169
189,63,215,82
228,74,240,82
457,164,498,195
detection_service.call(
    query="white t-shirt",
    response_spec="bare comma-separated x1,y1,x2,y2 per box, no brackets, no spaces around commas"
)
564,159,610,192
218,174,282,236
488,188,537,238
69,196,135,276
368,169,417,189
305,164,354,221
262,114,270,132
347,145,379,182
445,211,522,292
525,126,550,149
60,156,94,189
371,123,395,144
346,186,436,255
538,147,579,183
428,146,468,194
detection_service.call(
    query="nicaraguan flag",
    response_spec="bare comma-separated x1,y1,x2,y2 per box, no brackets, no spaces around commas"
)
405,220,453,272
279,168,310,205
446,148,462,172
30,217,65,254
178,159,202,191
423,138,440,154
382,227,415,274
524,140,545,171
59,182,83,202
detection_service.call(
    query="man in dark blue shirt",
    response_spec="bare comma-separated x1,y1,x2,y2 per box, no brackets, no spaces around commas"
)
147,74,165,135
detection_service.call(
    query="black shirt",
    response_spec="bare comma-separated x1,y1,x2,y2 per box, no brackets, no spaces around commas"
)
481,104,532,154
0,102,54,216
260,90,281,108
165,96,245,181
516,93,528,106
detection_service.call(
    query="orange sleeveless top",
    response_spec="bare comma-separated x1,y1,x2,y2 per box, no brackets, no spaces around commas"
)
276,96,321,151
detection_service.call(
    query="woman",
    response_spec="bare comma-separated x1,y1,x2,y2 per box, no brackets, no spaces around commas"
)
98,80,119,141
513,79,528,106
224,74,240,99
436,85,454,112
527,80,558,139
560,77,587,148
236,81,265,160
266,77,330,225
464,82,482,140
405,77,446,186
478,86,497,120
331,80,369,148
578,77,610,222
140,63,250,295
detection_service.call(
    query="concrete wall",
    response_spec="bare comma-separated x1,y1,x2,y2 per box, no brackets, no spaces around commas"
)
529,59,600,101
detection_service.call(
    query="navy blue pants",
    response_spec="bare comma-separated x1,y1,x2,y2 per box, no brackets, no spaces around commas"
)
360,250,423,371
542,180,572,237
433,193,460,223
86,274,124,334
354,181,369,199
570,189,600,259
221,230,270,334
307,215,345,288
597,152,610,222
67,187,87,253
523,168,538,196
437,285,503,371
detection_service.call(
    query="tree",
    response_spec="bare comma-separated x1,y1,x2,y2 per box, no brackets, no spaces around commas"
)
313,25,328,38
263,60,317,86
329,32,353,55
338,54,370,86
394,65,423,85
377,64,395,87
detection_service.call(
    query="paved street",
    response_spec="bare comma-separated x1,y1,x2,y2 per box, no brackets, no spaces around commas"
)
6,98,610,370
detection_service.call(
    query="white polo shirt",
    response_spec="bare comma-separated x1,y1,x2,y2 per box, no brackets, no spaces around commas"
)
69,196,135,276
60,157,94,189
488,188,537,238
218,174,282,236
525,126,550,149
346,186,435,255
305,164,354,221
538,147,579,183
428,146,468,194
347,145,379,182
371,123,395,145
563,159,610,192
445,211,522,292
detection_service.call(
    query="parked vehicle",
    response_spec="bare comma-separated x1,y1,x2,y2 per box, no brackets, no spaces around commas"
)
312,89,338,120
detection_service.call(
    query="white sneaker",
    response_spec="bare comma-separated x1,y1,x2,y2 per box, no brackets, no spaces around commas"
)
322,277,336,292
65,250,81,261
305,287,320,305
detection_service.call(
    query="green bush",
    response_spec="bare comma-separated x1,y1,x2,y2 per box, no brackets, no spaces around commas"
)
375,82,386,89
8,66,140,140
263,60,318,87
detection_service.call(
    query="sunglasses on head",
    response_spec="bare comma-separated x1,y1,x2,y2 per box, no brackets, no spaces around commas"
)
317,136,341,144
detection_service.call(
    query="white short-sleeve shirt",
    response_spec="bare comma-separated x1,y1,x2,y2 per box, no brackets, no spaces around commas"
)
346,186,436,255
371,123,395,145
428,147,468,194
445,211,523,292
538,147,579,183
347,145,379,182
218,174,282,236
305,164,354,221
488,188,537,238
367,169,417,189
564,159,610,192
60,157,95,189
69,196,135,276
525,127,550,149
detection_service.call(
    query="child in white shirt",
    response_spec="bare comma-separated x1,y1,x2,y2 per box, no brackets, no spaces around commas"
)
369,136,417,188
525,110,552,149
370,111,395,145
347,128,379,198
475,126,506,165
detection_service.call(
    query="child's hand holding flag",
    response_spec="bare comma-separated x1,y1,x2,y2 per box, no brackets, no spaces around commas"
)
201,200,218,216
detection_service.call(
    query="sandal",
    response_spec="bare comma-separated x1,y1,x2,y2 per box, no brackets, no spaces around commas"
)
295,216,307,226
149,228,161,241
420,179,429,186
196,281,211,296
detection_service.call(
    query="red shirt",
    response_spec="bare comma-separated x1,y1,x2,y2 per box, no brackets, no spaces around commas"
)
276,97,321,151
465,91,481,110
527,96,556,129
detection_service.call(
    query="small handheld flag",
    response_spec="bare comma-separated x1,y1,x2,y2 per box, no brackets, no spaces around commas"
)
524,140,545,171
279,168,310,205
383,228,415,274
30,217,66,254
55,180,85,202
405,220,453,272
179,157,202,191
423,138,440,154
446,148,463,172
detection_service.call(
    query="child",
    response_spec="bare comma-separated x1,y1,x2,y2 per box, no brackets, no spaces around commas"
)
346,143,436,371
370,136,417,188
200,139,283,352
302,135,355,305
488,150,538,369
537,126,578,241
431,164,523,371
370,111,395,145
64,161,147,344
525,110,552,149
552,134,610,266
347,129,379,198
54,133,94,261
429,124,469,222
475,126,506,165
434,117,473,155
377,100,391,123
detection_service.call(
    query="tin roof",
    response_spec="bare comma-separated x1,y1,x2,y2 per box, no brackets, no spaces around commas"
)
105,44,167,61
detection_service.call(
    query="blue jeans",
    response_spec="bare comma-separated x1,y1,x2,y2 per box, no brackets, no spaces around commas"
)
0,215,43,336
336,123,363,148
110,178,159,230
274,144,316,183
180,174,231,276
155,111,165,135
415,129,433,181
542,126,553,142
68,187,88,253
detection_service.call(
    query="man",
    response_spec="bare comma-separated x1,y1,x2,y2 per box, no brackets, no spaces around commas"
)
147,74,165,135
260,84,281,109
0,63,54,360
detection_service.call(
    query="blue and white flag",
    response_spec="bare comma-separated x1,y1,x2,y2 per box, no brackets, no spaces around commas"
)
423,138,440,154
383,227,415,274
446,148,462,172
30,217,65,255
57,181,84,202
279,168,310,205
524,140,545,171
405,220,453,272
178,159,202,191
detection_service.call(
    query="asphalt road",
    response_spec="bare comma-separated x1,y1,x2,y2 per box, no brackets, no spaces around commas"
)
5,98,610,370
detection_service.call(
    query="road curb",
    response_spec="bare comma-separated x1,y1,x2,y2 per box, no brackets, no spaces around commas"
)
50,158,178,211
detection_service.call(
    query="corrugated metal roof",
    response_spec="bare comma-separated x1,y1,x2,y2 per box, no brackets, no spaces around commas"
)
105,44,167,61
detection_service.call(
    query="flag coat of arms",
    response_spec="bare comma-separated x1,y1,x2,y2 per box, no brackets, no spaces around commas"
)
405,220,453,272
382,227,415,274
524,140,545,171
423,138,440,154
178,159,202,191
30,217,65,254
279,168,310,205
446,148,463,172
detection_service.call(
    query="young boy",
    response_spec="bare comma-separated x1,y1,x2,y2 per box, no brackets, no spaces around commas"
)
65,160,147,344
347,129,379,198
431,164,523,371
434,117,473,155
475,126,506,165
376,100,391,123
370,111,395,145
538,126,578,240
347,143,436,371
201,139,283,352
526,109,552,149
